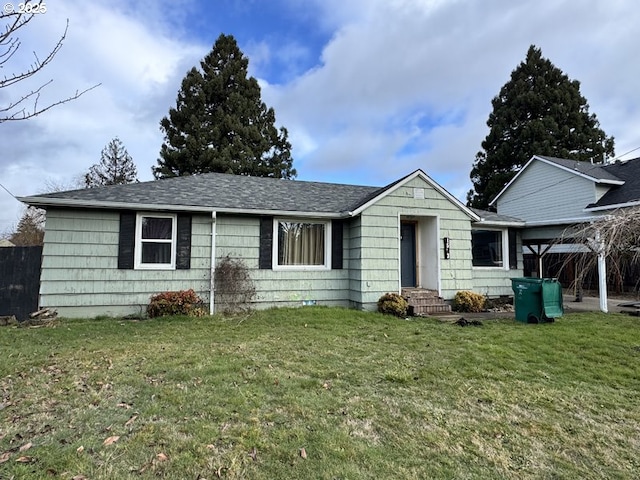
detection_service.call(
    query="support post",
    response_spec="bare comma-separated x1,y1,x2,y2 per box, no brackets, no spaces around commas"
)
596,230,608,313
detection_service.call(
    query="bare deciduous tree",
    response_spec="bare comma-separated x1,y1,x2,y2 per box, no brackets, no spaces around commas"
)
560,207,640,296
1,2,99,122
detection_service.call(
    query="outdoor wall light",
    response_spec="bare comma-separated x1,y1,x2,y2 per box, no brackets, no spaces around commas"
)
443,237,451,259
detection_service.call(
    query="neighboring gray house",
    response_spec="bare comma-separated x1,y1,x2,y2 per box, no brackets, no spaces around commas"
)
492,154,640,264
490,154,640,311
19,169,523,318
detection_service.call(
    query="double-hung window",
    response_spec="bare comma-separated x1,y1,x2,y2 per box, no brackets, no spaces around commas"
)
135,213,177,269
471,229,506,268
274,219,330,269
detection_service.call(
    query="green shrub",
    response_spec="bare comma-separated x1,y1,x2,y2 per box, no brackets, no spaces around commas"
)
452,290,486,313
147,289,205,318
377,293,409,317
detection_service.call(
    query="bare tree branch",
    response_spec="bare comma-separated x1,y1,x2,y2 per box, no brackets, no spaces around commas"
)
0,3,100,122
558,207,640,296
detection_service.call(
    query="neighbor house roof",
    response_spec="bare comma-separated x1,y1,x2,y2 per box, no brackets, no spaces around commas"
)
18,169,479,220
534,155,623,183
490,155,636,208
585,157,640,211
471,208,525,227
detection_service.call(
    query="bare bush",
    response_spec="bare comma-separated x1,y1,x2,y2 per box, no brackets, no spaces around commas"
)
214,256,256,315
559,206,640,296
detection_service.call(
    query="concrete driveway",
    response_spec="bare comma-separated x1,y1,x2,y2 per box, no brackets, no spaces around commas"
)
562,295,638,314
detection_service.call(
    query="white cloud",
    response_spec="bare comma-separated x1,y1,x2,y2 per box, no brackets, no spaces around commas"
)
261,0,640,191
0,0,207,231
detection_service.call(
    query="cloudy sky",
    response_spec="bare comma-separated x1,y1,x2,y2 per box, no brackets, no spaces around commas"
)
1,0,639,233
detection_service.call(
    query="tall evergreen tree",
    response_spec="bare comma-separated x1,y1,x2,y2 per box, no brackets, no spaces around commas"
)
154,33,296,179
467,45,614,209
84,137,138,188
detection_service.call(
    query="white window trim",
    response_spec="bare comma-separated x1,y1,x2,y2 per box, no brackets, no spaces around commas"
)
134,212,177,270
272,218,332,271
471,228,509,271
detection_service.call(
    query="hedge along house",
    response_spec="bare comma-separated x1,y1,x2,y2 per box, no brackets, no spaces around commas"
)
18,169,523,318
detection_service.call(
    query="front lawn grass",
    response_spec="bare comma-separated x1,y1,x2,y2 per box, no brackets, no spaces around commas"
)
1,308,639,479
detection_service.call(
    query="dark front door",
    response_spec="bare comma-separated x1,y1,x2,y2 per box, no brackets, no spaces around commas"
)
400,222,417,287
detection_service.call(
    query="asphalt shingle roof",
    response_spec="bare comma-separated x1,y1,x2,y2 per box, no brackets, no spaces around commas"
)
471,208,525,225
536,155,622,182
22,172,386,215
590,157,640,208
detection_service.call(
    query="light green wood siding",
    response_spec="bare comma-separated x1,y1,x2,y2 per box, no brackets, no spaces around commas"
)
353,176,476,309
215,215,351,310
472,232,524,297
40,209,212,318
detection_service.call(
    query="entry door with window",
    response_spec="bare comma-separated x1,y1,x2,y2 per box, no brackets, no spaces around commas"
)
400,222,417,287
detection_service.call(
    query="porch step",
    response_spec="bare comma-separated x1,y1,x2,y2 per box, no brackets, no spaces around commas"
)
402,288,451,315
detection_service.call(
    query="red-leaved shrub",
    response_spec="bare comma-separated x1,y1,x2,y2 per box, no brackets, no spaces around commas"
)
147,289,204,318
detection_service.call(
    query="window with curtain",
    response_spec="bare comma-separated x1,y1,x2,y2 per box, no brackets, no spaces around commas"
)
276,220,327,267
471,229,504,267
136,214,176,268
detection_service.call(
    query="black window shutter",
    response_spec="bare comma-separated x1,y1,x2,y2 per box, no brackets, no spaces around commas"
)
118,211,135,269
176,214,192,270
331,220,344,270
259,216,273,269
508,228,518,270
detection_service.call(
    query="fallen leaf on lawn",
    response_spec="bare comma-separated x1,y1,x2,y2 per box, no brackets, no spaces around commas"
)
16,455,34,463
19,442,32,452
125,414,138,427
156,452,168,462
76,446,84,454
117,402,132,409
103,435,120,446
300,447,307,459
72,475,87,480
248,447,257,461
206,444,215,450
0,452,11,463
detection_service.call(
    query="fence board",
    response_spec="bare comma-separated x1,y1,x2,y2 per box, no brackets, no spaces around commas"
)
0,246,42,321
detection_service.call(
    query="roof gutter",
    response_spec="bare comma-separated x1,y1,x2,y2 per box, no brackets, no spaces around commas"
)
523,215,607,227
473,220,526,228
584,200,640,212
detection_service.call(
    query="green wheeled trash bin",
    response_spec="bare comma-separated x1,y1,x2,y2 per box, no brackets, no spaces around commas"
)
511,277,563,323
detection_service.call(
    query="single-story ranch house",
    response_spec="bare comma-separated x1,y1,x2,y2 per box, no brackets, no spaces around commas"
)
19,170,524,318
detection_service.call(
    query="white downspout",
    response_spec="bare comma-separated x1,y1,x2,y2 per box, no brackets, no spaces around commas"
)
209,211,217,315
